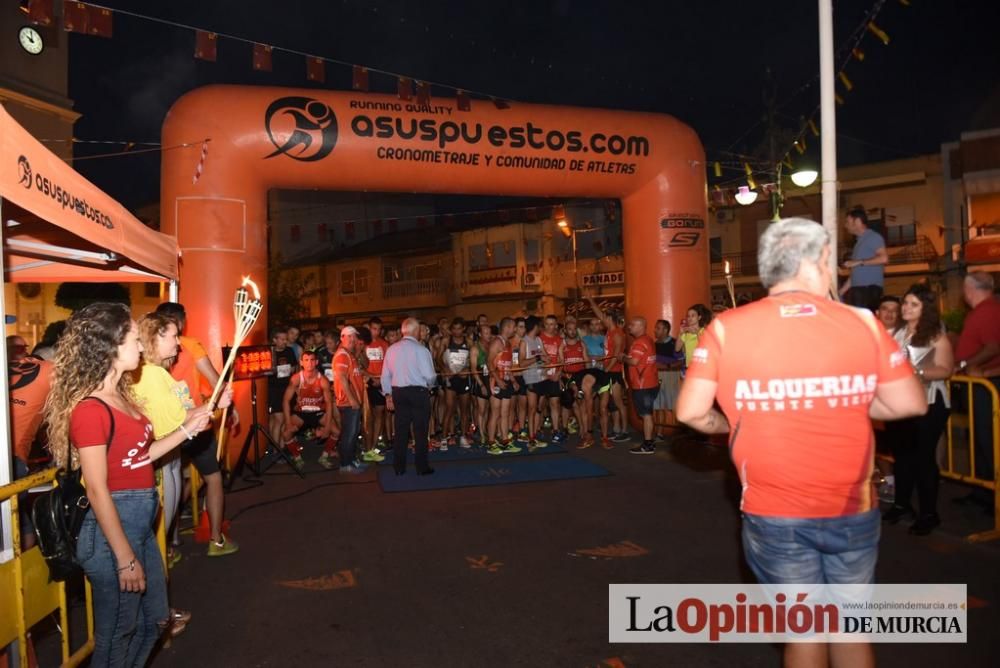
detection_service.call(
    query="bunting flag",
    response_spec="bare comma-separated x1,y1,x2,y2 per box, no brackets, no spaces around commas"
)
456,90,471,112
852,47,865,61
838,71,853,91
62,1,89,33
27,0,54,26
397,77,413,101
492,97,511,110
352,65,369,92
306,57,324,82
782,155,794,170
194,30,217,61
867,21,890,45
191,140,209,185
416,81,431,105
808,119,819,136
88,6,112,37
252,43,272,71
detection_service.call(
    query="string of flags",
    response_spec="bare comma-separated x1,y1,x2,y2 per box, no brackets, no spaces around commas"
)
21,0,513,110
707,0,909,207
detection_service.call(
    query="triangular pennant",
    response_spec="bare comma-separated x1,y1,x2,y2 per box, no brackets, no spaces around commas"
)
194,30,217,61
456,90,471,112
397,77,413,101
252,43,272,72
62,1,89,34
306,57,325,82
352,66,369,92
416,81,431,105
88,6,112,37
492,97,511,110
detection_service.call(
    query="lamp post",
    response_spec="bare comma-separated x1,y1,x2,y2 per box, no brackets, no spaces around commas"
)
557,219,604,291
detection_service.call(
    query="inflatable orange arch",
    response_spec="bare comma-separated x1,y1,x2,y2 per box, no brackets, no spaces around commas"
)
161,85,708,451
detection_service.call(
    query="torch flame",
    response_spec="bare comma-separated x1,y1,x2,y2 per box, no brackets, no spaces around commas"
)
241,275,261,300
724,260,731,275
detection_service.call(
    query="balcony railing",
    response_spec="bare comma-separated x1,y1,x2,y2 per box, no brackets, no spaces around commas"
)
712,235,940,279
382,277,445,299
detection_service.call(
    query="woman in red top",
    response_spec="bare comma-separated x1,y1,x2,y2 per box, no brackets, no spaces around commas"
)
44,303,212,667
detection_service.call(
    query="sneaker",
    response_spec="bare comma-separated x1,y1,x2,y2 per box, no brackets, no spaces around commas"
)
290,455,306,471
532,437,548,448
361,449,385,463
518,428,529,440
437,439,449,452
882,504,914,524
629,442,655,455
317,452,338,470
551,430,566,444
567,419,579,434
601,437,614,450
459,435,473,448
339,462,368,475
166,549,182,569
502,441,522,454
612,432,631,443
487,442,505,456
207,534,239,557
909,514,940,536
543,416,553,430
577,435,594,449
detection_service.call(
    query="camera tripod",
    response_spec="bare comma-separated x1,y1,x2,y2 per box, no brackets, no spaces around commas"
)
227,376,304,490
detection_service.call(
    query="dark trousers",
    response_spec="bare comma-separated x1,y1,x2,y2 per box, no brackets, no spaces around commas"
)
337,407,361,465
972,377,999,483
392,386,431,473
891,395,949,517
844,284,882,311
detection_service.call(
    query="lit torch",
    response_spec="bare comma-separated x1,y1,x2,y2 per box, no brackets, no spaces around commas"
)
724,260,737,309
208,275,263,412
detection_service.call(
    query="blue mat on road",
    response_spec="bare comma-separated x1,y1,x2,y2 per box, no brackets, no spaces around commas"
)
377,454,611,493
378,442,566,466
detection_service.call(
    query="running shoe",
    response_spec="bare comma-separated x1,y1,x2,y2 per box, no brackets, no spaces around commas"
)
207,533,239,557
629,443,655,455
550,430,566,444
567,420,579,435
532,436,548,448
459,435,473,448
317,452,338,470
361,449,385,463
543,416,553,430
518,428,529,440
339,462,369,474
437,439,449,452
601,437,614,450
577,435,594,449
612,432,631,443
487,442,505,456
502,440,522,454
290,455,306,471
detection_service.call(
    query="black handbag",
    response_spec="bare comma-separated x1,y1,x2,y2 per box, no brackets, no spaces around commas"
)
32,398,115,582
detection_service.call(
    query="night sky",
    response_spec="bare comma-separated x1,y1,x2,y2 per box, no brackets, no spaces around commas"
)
67,0,1000,209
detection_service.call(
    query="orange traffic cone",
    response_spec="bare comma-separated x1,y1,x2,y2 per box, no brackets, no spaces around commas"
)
193,510,231,543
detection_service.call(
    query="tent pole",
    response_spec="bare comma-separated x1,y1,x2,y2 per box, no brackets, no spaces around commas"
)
0,197,14,558
168,279,178,302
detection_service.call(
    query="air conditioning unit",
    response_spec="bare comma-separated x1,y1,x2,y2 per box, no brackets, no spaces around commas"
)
523,271,542,288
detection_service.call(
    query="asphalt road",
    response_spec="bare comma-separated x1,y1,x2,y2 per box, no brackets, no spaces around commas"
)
151,432,999,667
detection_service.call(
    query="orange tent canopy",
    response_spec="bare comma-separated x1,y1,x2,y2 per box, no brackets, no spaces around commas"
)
0,104,178,282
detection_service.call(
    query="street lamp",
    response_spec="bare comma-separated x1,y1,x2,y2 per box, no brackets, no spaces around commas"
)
734,186,758,206
557,221,606,291
790,168,819,187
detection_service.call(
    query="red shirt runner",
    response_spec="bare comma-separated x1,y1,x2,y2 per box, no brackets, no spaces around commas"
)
686,293,911,519
605,326,626,372
70,398,155,491
296,371,327,412
365,337,389,377
539,332,562,378
333,348,364,408
626,335,658,389
495,337,513,381
563,339,586,374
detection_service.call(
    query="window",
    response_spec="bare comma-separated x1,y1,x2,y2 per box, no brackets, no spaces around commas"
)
710,236,723,263
523,238,540,268
469,244,489,270
885,224,916,247
340,268,368,295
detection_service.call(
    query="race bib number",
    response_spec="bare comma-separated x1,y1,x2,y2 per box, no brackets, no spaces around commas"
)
276,363,292,379
366,347,384,361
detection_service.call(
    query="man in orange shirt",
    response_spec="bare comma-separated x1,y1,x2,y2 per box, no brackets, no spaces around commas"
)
334,327,368,474
622,318,658,454
678,218,927,668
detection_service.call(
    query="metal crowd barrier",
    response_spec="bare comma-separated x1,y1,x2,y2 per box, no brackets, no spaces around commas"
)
0,468,94,667
943,374,1000,542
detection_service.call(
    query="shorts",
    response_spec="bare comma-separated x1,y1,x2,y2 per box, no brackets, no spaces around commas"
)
267,385,287,413
492,381,513,400
470,378,490,399
366,385,387,407
530,379,562,398
446,376,471,395
607,371,625,386
181,430,220,476
741,509,880,585
631,387,658,417
512,376,527,396
653,370,681,411
560,386,577,410
572,369,605,389
294,410,326,430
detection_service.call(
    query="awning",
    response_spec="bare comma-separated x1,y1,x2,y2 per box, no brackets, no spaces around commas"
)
0,104,178,282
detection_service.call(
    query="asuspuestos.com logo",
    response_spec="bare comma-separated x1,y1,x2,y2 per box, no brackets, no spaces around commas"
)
350,114,650,157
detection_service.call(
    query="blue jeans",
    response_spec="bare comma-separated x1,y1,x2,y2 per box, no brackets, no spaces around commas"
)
337,407,362,465
76,488,168,667
741,509,880,585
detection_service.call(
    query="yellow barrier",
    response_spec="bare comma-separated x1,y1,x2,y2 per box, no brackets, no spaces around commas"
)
0,468,94,667
944,374,1000,542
